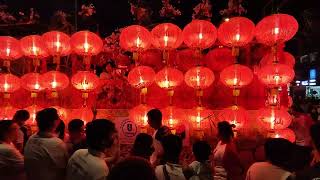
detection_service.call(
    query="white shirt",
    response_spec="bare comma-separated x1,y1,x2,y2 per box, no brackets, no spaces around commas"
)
246,162,291,180
151,129,164,166
189,161,213,180
155,163,186,180
0,143,25,179
213,141,227,180
67,149,109,180
24,133,68,180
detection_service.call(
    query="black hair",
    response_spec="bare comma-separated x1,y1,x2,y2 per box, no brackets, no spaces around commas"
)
132,133,154,159
264,138,293,169
55,120,65,140
108,156,156,180
86,119,117,151
192,141,212,163
0,120,14,141
36,108,59,132
147,109,162,127
68,119,85,133
310,122,320,151
217,121,234,142
162,134,183,164
13,110,30,122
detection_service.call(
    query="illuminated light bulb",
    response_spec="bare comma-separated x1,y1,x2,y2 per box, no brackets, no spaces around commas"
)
83,42,90,53
32,46,38,55
6,48,10,57
233,78,239,86
136,37,142,48
274,27,280,35
224,18,230,22
198,33,203,40
163,34,169,47
81,79,90,90
275,134,280,138
235,34,241,41
34,83,40,90
55,41,61,52
169,117,174,128
3,83,9,91
51,81,57,89
142,115,148,126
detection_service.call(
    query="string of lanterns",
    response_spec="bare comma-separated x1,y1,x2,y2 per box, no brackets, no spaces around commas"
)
0,13,298,141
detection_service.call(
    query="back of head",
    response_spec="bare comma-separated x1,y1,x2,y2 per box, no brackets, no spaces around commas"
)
13,110,30,122
147,109,162,128
0,120,14,141
36,108,59,132
193,141,212,162
310,122,320,152
132,133,154,158
108,156,155,180
68,119,84,133
86,119,116,151
217,121,234,142
162,134,183,163
264,138,293,169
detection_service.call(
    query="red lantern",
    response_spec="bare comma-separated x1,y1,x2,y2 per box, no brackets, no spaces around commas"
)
269,128,296,143
42,31,71,56
0,36,22,61
257,107,292,130
120,25,152,52
218,17,255,47
151,23,183,50
260,51,295,68
161,106,184,129
51,106,68,122
218,105,248,129
129,104,152,127
189,106,213,129
20,35,48,58
69,106,94,124
0,105,18,120
204,47,235,71
70,31,103,56
182,20,217,49
0,74,20,93
42,71,70,91
257,64,295,87
128,66,156,89
155,67,184,89
220,64,253,89
25,104,43,125
71,71,100,92
184,66,215,89
21,73,45,92
256,14,298,46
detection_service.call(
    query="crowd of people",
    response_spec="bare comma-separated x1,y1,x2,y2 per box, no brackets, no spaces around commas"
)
0,107,319,180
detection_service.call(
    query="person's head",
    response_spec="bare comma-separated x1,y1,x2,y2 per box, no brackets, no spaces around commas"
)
0,120,20,143
55,120,65,140
162,134,183,164
86,119,117,152
310,122,320,153
36,108,60,132
12,110,30,126
193,141,212,163
132,133,154,160
217,121,234,142
108,156,156,180
68,119,85,141
147,109,162,129
264,138,294,169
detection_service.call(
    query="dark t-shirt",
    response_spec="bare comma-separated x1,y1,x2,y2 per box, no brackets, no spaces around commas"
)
291,163,320,180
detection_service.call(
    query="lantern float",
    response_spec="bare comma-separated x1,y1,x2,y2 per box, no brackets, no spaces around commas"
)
161,106,184,133
188,106,213,139
128,66,156,90
21,73,45,98
42,71,70,98
257,64,295,88
260,51,295,68
0,73,20,98
204,47,235,71
268,128,296,143
25,104,43,125
129,104,153,132
0,36,22,68
69,106,94,124
218,105,248,130
257,107,292,130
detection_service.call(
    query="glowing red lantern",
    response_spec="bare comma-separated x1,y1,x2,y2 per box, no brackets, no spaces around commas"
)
51,106,68,122
21,73,45,92
220,64,253,89
129,104,152,127
0,74,20,93
256,14,298,46
42,31,71,56
25,104,43,125
189,106,213,129
260,51,295,68
20,35,48,58
218,105,248,129
161,106,184,129
257,64,295,87
120,25,152,52
155,67,184,89
0,36,22,61
218,17,255,48
182,20,217,49
69,106,94,124
151,23,183,50
0,105,18,120
70,31,103,56
204,47,235,71
42,71,70,91
71,71,100,92
128,66,156,89
257,107,292,130
269,128,296,143
184,66,215,89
